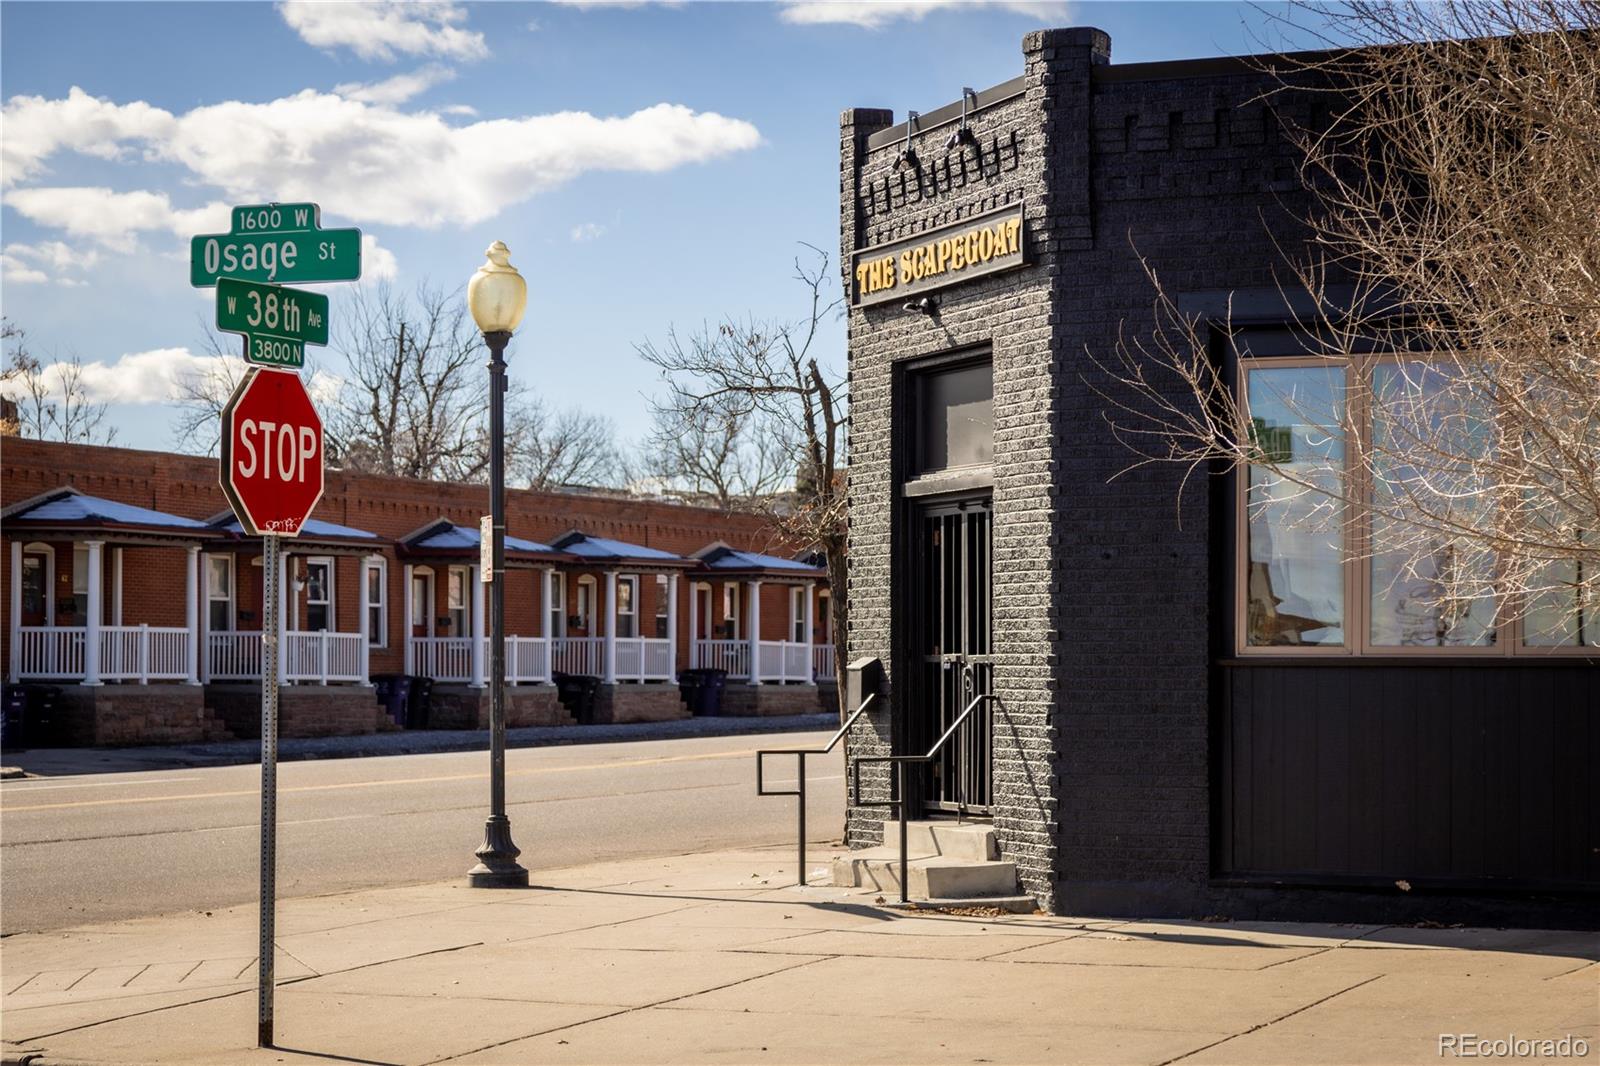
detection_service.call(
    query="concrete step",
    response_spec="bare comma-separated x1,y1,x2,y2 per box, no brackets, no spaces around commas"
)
879,819,999,862
831,847,1020,900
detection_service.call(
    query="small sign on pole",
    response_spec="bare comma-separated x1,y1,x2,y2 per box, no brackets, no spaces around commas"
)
480,515,494,580
216,278,330,369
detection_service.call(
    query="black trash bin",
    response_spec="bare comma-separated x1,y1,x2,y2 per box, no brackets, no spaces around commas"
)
28,686,61,746
677,668,705,711
698,669,728,716
554,673,601,724
406,676,434,729
3,685,30,751
372,674,410,728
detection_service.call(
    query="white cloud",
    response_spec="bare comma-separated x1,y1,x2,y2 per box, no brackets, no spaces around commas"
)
1,240,101,285
1,253,49,285
4,88,762,232
0,347,221,406
334,64,456,106
279,2,488,62
780,0,1070,29
361,233,400,281
0,87,175,187
570,222,607,242
4,187,229,252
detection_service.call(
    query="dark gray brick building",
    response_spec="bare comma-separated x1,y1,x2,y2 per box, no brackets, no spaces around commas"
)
840,28,1597,925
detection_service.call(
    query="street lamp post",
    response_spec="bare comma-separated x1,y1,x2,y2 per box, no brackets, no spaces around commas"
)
466,241,530,889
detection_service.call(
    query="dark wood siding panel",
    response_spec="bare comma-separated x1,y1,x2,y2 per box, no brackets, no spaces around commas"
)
1220,663,1599,888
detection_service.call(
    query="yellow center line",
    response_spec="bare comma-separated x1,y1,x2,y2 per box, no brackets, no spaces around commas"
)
0,748,783,813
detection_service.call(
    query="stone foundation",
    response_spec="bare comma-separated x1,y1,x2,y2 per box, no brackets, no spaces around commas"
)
718,683,826,718
55,684,226,746
426,685,571,730
592,683,691,724
205,684,393,739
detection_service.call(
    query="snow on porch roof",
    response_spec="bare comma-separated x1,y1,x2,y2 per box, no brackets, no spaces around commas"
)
2,487,212,533
208,514,380,541
549,530,685,563
695,545,826,577
404,520,558,556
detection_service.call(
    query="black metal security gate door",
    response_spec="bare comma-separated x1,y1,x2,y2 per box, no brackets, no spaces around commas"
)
909,496,994,815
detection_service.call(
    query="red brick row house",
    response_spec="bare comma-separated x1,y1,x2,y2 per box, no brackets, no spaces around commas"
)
2,439,833,744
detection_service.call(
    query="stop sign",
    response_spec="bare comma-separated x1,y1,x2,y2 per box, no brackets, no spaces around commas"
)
219,366,325,537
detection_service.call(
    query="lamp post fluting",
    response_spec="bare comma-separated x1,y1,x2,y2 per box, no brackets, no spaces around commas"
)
466,241,529,889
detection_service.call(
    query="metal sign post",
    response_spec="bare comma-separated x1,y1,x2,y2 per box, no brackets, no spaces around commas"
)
258,532,281,1048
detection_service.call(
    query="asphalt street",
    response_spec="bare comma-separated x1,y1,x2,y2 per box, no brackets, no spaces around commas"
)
0,729,844,934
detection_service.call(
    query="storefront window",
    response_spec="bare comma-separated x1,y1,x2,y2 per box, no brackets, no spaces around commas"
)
915,361,993,475
1243,365,1346,647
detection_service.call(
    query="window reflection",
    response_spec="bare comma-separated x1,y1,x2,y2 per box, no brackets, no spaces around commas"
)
1245,366,1346,647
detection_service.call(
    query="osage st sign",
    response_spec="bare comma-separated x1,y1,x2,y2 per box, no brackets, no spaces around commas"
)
190,202,362,287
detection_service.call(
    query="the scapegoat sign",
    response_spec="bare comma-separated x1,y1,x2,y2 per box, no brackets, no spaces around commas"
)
219,366,325,536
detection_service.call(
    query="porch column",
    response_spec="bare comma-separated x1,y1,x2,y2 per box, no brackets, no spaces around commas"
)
9,540,21,683
402,564,414,674
803,580,816,685
277,551,289,685
469,564,485,689
185,546,201,685
602,570,618,684
746,579,761,686
358,555,372,686
666,572,679,680
541,567,554,682
687,583,699,669
83,540,104,686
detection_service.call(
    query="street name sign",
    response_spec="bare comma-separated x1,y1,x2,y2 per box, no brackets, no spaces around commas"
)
217,278,329,369
219,366,326,537
191,202,361,287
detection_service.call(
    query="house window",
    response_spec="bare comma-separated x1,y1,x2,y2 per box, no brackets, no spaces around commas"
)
69,545,89,620
1238,355,1587,656
304,558,333,632
915,360,993,476
447,566,469,636
654,575,670,639
617,576,638,639
365,559,387,648
722,583,740,640
206,554,235,632
790,587,806,643
548,572,566,637
818,591,832,645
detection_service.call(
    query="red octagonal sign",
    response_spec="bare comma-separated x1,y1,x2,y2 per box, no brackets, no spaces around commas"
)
219,366,325,537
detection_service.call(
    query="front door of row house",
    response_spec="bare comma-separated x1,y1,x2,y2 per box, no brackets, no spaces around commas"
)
901,352,996,817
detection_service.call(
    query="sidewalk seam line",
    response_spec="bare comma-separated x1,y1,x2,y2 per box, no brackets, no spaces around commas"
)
1152,973,1386,1066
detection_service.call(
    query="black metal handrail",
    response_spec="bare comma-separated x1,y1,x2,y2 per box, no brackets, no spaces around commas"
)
849,684,997,904
755,693,877,887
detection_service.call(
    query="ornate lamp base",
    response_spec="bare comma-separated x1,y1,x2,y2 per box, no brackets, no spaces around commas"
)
467,814,528,888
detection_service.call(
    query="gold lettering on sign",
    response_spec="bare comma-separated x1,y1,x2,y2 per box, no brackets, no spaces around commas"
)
852,207,1025,305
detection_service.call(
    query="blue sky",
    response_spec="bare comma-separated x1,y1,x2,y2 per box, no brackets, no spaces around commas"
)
1,1,1301,455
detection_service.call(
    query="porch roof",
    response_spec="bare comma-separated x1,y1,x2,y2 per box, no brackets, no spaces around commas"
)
2,487,217,542
692,543,827,581
398,519,568,566
550,530,692,568
207,513,381,551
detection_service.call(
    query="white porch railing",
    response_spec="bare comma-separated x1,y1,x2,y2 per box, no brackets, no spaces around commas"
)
205,631,364,684
15,625,193,683
551,637,603,676
758,640,813,684
285,631,364,684
100,625,189,682
691,640,816,683
613,637,672,681
693,639,749,679
208,631,262,681
16,626,85,679
813,644,835,681
408,636,551,684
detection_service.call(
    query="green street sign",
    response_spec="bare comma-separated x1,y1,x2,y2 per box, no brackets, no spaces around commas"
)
190,202,361,287
216,278,329,369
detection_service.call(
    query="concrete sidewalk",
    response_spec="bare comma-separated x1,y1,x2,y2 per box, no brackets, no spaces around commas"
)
3,713,837,777
2,847,1595,1066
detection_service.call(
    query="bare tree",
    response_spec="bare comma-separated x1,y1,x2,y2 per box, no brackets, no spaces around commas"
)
1,319,117,445
170,324,251,454
1096,1,1600,646
637,244,850,708
640,391,797,510
508,392,628,491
